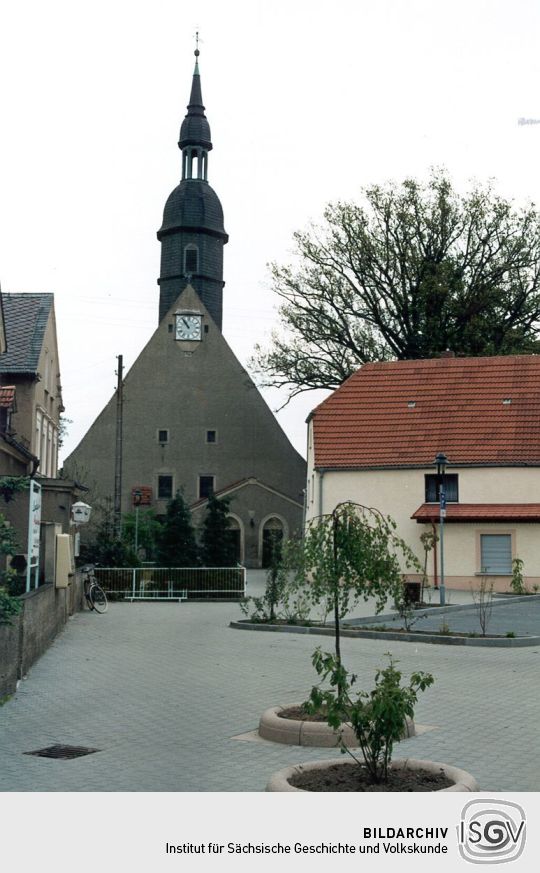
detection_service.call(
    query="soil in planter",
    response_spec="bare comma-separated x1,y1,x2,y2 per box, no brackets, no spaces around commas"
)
289,762,453,792
278,705,329,723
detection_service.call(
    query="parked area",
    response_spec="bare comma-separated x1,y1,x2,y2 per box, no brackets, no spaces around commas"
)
0,571,538,792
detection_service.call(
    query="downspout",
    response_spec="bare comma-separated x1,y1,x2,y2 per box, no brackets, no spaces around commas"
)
432,521,438,589
318,468,325,517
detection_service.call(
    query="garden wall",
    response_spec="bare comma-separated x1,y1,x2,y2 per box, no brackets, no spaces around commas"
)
0,575,83,699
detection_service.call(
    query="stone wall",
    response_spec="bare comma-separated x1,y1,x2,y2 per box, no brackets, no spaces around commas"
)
0,575,83,699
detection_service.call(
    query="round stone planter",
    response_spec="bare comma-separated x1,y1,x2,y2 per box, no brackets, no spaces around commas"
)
266,757,479,792
259,705,415,748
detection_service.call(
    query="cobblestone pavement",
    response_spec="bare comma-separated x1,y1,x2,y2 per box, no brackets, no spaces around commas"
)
0,574,539,791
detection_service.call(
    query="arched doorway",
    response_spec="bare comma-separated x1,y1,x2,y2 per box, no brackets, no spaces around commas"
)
261,516,285,568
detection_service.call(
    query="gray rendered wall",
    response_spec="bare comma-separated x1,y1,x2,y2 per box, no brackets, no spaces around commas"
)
64,285,306,564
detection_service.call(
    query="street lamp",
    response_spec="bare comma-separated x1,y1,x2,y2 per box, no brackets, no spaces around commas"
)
132,490,142,553
434,452,449,605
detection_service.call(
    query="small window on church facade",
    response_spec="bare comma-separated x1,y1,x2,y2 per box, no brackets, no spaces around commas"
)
184,245,199,275
199,476,214,499
158,475,173,500
206,430,217,444
158,429,169,444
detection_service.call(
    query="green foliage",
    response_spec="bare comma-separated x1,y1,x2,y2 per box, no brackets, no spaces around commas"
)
304,650,434,784
0,585,22,624
510,557,526,595
199,494,236,567
0,512,23,621
57,416,73,449
122,509,162,561
0,512,18,556
79,503,140,567
284,503,422,686
252,170,540,399
394,595,427,632
240,533,302,622
0,476,29,504
156,491,199,568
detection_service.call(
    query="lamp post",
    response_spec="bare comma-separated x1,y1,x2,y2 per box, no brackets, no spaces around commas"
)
435,453,448,605
133,490,142,553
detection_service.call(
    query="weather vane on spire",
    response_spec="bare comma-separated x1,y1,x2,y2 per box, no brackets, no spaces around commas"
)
195,30,200,57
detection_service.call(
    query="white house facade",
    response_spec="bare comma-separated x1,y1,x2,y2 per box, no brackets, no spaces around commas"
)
306,355,540,592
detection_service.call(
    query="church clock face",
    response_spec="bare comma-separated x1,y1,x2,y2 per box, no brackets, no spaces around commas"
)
175,313,202,341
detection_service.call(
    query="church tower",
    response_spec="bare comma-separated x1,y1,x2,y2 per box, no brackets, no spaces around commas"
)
157,47,228,328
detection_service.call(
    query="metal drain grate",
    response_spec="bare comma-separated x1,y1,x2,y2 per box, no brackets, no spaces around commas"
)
24,744,101,759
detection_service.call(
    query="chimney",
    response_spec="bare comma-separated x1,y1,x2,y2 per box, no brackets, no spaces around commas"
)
440,350,455,359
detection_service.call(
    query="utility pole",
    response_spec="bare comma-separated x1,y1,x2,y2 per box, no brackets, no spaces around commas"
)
113,355,124,538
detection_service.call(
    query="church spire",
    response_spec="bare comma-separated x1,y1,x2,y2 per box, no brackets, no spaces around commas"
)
179,39,212,177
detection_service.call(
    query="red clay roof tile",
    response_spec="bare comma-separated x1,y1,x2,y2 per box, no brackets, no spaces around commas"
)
312,355,540,468
0,385,16,408
412,503,540,523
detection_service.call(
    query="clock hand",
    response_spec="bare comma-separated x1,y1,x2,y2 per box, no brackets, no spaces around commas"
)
182,318,190,328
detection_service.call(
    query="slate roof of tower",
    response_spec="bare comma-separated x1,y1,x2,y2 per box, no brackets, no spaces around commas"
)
311,355,540,469
159,180,227,239
179,59,212,150
0,293,53,374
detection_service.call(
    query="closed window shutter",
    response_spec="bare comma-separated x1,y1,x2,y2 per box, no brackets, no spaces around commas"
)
480,535,512,574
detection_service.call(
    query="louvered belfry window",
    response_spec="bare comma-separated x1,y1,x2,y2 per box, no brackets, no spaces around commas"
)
480,534,512,574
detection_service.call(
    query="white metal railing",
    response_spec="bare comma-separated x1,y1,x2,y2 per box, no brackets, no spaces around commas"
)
94,566,246,601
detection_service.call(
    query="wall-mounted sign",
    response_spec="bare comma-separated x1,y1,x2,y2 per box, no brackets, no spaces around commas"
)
26,479,41,591
132,486,152,506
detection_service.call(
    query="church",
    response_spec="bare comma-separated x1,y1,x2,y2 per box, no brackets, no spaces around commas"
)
64,48,306,568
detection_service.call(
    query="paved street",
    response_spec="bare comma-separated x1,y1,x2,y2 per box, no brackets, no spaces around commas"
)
0,573,539,791
351,597,540,637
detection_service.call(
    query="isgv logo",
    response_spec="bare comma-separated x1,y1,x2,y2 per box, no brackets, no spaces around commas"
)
458,799,526,864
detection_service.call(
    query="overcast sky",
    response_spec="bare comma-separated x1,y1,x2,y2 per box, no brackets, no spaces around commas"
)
1,0,539,464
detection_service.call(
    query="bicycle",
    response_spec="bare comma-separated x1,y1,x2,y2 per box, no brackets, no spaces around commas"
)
81,564,108,614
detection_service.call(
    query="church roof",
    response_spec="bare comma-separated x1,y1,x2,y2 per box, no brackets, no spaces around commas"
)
179,56,212,151
0,293,53,374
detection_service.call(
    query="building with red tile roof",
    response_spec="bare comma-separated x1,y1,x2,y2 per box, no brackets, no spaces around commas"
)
306,355,540,592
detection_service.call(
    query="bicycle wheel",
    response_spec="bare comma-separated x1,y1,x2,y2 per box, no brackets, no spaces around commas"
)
90,583,108,613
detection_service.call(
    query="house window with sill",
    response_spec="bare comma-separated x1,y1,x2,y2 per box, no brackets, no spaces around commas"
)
425,474,459,503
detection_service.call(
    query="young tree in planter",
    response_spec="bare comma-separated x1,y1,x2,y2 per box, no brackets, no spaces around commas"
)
288,502,422,696
156,491,199,567
199,494,236,567
305,652,434,785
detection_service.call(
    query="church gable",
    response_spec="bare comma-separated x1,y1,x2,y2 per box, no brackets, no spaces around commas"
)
65,282,305,512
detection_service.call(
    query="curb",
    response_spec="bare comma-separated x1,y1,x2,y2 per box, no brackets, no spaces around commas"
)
229,621,540,647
